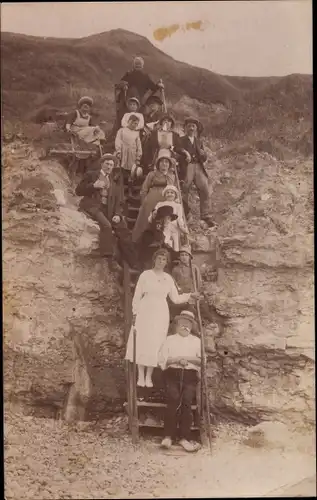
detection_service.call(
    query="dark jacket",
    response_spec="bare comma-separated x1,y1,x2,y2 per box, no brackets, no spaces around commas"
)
138,222,177,271
141,130,187,170
121,69,158,102
178,135,208,179
112,217,140,270
75,167,124,220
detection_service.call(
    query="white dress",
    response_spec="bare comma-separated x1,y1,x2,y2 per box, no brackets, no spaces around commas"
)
125,270,191,367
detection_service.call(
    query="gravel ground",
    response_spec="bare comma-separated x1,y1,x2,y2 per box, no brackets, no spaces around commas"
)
4,409,315,499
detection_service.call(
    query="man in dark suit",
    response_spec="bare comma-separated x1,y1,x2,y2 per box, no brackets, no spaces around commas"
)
75,154,124,258
178,118,214,227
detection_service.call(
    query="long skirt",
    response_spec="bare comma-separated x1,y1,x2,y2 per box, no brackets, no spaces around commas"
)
132,186,165,242
125,295,169,367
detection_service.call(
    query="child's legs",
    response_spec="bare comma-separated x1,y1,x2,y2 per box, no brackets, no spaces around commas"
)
145,366,154,382
137,365,145,384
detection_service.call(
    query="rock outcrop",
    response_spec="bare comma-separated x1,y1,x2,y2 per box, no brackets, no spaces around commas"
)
3,143,125,421
200,151,314,427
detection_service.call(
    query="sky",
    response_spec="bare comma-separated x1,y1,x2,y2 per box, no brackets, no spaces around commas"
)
1,1,312,76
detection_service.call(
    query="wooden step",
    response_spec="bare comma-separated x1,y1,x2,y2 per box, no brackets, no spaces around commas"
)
127,194,141,204
126,216,137,224
127,208,139,217
139,423,199,430
124,401,197,410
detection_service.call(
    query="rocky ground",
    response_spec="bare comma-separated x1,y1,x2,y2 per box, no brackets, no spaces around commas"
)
4,407,315,499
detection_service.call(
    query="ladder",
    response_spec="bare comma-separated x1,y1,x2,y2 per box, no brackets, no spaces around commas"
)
122,164,212,449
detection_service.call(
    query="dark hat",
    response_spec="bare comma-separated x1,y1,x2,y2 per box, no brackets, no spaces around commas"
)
146,95,163,106
100,153,117,163
184,117,203,134
128,113,140,121
159,113,175,127
156,205,178,221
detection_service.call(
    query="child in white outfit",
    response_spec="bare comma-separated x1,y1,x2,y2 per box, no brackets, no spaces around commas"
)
115,114,142,182
121,97,144,130
148,185,189,251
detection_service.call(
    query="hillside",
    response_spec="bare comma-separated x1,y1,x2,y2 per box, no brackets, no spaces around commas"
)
1,30,312,125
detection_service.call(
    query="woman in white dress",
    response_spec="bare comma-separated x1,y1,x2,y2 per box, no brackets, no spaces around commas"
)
125,248,200,387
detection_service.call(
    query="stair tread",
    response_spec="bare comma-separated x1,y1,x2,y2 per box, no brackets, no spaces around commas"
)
139,422,199,430
123,401,197,409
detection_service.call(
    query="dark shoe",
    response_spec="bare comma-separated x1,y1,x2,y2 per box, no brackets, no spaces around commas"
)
201,217,216,228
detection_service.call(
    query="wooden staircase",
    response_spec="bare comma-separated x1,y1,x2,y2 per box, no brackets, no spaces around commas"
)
121,168,211,447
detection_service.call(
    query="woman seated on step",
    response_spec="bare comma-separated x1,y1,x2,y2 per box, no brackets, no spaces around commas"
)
65,96,105,145
132,149,176,243
158,310,202,453
125,248,200,388
148,185,188,252
141,113,191,172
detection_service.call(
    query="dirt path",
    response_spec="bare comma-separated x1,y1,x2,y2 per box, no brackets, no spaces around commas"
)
4,409,315,499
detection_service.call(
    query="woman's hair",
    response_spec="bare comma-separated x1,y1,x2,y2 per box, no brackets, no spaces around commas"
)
151,248,171,267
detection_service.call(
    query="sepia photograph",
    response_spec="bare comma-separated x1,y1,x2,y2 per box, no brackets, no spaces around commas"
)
1,1,314,498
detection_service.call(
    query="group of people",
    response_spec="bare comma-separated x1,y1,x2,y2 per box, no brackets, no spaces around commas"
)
69,55,216,452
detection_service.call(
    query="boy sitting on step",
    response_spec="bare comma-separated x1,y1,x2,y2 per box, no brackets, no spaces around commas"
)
158,310,202,453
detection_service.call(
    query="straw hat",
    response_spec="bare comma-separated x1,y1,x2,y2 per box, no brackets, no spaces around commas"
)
174,310,196,326
126,96,140,107
78,96,94,107
155,149,173,169
178,245,193,259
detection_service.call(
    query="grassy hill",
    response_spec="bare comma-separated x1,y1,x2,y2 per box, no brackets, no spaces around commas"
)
1,29,313,156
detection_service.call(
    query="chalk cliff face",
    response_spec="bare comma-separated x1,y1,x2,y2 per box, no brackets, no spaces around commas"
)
3,142,314,428
3,143,125,421
200,149,314,426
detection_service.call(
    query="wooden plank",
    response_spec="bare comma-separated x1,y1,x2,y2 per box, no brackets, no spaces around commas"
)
139,423,200,430
123,401,197,410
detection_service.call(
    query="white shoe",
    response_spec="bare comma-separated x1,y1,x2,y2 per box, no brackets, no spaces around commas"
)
179,439,201,452
161,437,172,449
137,378,145,387
145,378,153,388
